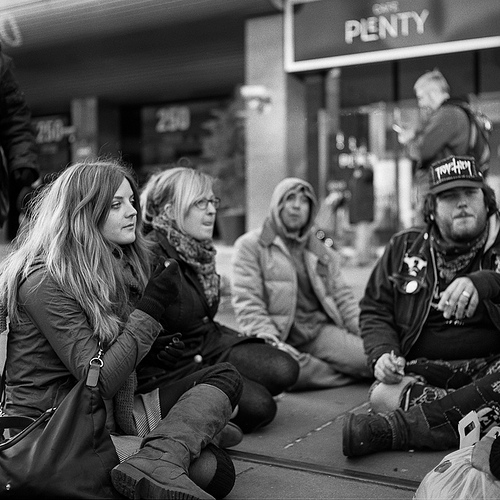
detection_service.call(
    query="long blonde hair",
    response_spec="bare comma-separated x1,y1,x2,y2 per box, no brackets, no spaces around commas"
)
0,159,150,344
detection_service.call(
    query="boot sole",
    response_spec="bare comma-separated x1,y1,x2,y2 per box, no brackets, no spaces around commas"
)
342,413,356,457
111,463,202,500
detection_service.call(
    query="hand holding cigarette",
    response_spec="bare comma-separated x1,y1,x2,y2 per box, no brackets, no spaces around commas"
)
374,351,406,383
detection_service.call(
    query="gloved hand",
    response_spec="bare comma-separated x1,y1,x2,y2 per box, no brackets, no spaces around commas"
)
136,259,181,322
154,333,185,369
12,167,38,188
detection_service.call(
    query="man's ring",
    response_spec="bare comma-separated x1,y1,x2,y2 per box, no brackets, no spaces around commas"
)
462,290,471,298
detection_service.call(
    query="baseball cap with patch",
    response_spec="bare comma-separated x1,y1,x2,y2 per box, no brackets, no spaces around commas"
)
429,155,485,195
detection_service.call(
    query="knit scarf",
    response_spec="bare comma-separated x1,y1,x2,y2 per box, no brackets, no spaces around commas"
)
431,222,488,284
152,212,220,306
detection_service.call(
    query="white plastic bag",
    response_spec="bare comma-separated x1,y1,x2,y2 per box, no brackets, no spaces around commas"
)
414,428,500,500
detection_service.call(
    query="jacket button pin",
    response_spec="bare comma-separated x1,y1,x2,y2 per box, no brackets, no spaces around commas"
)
194,354,203,363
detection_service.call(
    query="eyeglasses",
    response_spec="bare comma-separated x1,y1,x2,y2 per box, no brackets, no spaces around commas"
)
193,197,221,210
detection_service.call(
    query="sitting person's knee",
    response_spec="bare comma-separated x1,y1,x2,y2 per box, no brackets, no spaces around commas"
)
233,380,277,433
198,362,243,408
269,351,300,392
369,376,417,413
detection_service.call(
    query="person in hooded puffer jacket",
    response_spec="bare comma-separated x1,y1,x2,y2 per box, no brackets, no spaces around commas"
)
231,178,372,391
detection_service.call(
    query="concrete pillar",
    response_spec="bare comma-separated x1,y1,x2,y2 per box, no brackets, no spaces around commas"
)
245,14,306,231
70,97,121,163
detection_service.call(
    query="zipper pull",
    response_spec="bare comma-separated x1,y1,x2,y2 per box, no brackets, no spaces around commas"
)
87,346,104,387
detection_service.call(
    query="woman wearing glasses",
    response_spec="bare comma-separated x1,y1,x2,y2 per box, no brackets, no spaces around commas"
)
138,167,299,436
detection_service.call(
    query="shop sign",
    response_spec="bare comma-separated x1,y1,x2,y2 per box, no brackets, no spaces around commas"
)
34,117,75,145
285,0,500,72
141,100,224,167
155,106,191,133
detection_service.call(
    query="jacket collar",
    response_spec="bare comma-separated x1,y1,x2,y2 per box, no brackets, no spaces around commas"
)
485,212,500,251
259,218,278,247
151,229,214,313
154,230,178,260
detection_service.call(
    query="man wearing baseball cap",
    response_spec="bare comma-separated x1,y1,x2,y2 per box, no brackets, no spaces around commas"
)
342,155,500,457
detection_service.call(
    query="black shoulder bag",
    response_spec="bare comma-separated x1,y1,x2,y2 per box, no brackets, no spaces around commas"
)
0,342,122,499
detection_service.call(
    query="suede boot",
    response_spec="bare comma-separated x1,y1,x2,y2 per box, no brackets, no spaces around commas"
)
111,383,233,500
212,422,243,449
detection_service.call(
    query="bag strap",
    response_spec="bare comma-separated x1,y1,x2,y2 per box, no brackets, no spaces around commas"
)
1,300,9,414
0,407,55,451
0,369,5,415
0,301,6,334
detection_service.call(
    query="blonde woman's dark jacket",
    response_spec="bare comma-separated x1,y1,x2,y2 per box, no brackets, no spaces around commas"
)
136,230,256,390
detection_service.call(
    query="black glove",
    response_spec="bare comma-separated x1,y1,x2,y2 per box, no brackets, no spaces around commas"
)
136,259,181,322
154,333,185,369
12,168,38,188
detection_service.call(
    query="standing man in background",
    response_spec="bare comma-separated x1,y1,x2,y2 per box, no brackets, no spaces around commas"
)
396,69,470,225
0,42,39,239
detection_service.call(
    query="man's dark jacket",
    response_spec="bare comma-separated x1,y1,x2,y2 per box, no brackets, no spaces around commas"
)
360,214,500,371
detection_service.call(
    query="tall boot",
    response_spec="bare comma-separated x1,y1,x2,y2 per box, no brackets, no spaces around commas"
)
111,383,232,500
211,422,243,448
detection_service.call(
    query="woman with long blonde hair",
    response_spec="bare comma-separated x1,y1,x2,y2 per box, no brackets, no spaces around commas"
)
0,159,242,500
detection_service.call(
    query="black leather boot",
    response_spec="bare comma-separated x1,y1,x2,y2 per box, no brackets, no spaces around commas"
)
342,413,394,457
